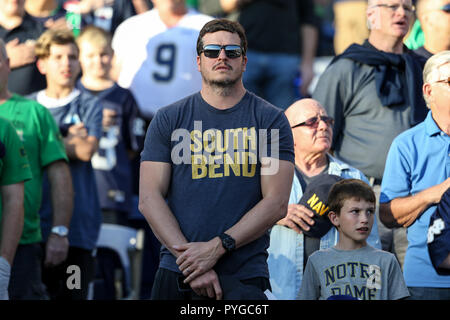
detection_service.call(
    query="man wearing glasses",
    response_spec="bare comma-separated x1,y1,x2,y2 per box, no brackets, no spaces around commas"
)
267,98,381,300
312,0,428,268
380,51,450,299
139,19,295,300
415,0,450,59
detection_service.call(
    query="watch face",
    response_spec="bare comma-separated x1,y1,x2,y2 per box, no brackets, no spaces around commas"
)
221,234,235,251
52,226,68,236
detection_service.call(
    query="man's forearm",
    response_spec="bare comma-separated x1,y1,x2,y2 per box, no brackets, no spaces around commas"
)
47,160,73,227
223,193,289,249
138,191,188,258
0,183,25,265
380,181,449,228
223,159,293,248
300,25,318,64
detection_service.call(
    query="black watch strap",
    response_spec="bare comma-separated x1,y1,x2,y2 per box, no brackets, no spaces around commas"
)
219,233,236,252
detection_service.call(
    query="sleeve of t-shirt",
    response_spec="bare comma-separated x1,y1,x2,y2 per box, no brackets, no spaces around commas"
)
297,256,321,300
36,105,69,168
81,96,103,140
140,108,173,163
265,110,295,164
387,253,410,300
380,137,412,203
0,120,32,186
297,0,320,29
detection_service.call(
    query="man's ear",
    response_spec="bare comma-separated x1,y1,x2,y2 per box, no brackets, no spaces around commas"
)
36,58,47,75
196,55,201,72
423,83,432,102
328,210,339,228
242,55,247,71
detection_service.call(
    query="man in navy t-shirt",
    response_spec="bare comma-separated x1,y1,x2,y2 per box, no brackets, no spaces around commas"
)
139,19,295,300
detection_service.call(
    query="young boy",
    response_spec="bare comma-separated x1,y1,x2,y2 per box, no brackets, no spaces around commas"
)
298,179,409,300
31,28,103,300
75,25,150,299
76,25,144,227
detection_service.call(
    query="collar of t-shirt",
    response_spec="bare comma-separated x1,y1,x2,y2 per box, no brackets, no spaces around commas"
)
36,89,80,108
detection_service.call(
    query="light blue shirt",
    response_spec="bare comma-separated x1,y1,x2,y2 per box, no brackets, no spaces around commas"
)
380,111,450,288
268,154,381,300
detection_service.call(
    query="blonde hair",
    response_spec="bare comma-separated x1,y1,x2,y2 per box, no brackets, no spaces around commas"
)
76,25,113,51
35,28,78,59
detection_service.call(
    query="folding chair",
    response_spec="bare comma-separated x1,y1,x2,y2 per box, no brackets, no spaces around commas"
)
94,223,144,299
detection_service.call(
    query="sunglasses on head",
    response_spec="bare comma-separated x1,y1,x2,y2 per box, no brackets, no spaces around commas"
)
291,115,334,129
200,44,243,59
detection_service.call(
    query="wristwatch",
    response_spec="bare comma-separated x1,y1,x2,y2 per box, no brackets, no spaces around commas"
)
51,225,69,237
219,233,236,252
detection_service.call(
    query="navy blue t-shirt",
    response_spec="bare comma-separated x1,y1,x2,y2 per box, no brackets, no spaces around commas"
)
141,91,294,280
31,90,103,250
76,81,145,215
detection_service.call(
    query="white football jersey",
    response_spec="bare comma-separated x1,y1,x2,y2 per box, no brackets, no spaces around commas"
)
112,9,212,119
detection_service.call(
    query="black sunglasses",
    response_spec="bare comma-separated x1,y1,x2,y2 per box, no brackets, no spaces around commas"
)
200,44,243,59
291,115,334,129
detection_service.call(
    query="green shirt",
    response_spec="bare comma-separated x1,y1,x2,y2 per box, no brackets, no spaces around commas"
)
0,94,68,244
0,117,32,209
0,117,32,244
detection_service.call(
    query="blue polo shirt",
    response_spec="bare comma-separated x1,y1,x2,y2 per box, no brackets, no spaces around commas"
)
380,111,450,288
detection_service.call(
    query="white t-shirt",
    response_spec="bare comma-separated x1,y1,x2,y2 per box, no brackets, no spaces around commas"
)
112,9,212,119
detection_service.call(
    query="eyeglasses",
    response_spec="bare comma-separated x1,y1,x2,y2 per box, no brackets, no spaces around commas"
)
200,44,243,59
291,115,334,129
370,3,415,13
434,77,450,86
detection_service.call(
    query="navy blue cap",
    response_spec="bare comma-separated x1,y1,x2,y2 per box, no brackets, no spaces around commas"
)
427,187,450,276
298,174,343,238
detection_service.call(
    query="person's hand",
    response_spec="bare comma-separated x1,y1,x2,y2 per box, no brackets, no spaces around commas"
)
0,256,11,300
67,122,88,139
173,238,224,284
102,108,117,128
434,178,450,203
189,269,223,300
277,203,315,234
45,17,70,30
299,62,314,97
45,234,69,267
5,38,36,69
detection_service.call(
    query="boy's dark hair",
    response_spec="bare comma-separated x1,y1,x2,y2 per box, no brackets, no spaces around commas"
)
35,28,78,59
196,18,247,56
327,179,376,215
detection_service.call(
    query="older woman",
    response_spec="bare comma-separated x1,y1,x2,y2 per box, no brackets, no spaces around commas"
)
267,98,381,300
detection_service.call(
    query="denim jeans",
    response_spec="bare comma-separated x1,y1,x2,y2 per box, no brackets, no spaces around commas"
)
407,287,450,300
243,49,300,110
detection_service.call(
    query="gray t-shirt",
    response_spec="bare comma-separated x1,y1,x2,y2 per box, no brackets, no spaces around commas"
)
298,245,410,300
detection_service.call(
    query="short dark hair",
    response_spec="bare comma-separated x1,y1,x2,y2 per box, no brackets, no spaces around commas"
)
196,18,247,56
327,179,376,215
